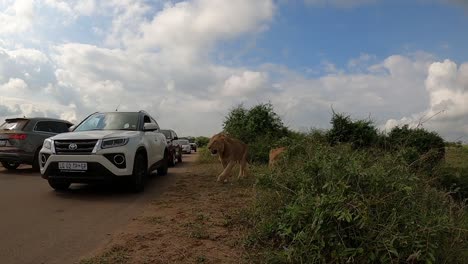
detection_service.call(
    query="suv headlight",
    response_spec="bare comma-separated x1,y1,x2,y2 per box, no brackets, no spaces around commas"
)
101,138,129,149
43,139,52,149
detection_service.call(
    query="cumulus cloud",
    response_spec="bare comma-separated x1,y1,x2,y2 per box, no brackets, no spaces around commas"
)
385,60,468,141
222,71,268,97
122,0,275,60
0,0,35,34
0,0,466,141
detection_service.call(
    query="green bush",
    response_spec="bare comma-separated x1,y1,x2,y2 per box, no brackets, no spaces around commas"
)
223,103,289,163
195,136,210,147
435,147,468,200
250,141,468,263
326,112,379,149
196,147,217,164
436,166,468,201
388,125,445,171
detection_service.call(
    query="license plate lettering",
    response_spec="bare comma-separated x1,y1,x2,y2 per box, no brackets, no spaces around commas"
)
58,162,87,171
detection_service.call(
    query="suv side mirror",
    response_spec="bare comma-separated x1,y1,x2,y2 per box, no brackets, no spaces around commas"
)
143,123,158,131
174,136,178,140
69,125,76,132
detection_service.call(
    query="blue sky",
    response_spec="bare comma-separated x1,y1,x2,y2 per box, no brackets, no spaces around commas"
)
222,0,468,71
0,0,467,140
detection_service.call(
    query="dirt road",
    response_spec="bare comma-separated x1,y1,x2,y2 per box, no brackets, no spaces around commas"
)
82,153,256,264
0,154,194,264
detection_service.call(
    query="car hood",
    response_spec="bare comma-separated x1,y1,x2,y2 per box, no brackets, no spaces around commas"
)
50,130,140,140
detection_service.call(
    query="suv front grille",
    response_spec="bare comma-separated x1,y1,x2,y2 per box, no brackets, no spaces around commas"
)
54,140,98,155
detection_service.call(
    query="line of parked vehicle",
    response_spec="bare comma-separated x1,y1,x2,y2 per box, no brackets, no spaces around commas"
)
0,111,197,192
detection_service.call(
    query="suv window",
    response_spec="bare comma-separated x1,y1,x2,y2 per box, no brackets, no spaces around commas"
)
35,121,70,133
0,119,29,131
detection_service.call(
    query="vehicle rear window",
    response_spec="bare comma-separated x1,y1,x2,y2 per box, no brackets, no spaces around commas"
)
161,130,171,139
35,121,72,133
177,139,190,145
0,119,29,131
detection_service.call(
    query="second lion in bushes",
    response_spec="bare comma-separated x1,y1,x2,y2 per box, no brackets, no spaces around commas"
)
207,133,248,182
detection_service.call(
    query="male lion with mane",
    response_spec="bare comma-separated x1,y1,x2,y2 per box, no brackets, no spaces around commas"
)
207,133,248,182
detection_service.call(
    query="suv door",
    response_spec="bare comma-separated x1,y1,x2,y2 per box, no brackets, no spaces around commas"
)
142,115,161,167
152,118,166,161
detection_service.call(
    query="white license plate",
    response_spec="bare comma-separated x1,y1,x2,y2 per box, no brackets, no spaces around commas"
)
0,140,6,147
58,162,87,171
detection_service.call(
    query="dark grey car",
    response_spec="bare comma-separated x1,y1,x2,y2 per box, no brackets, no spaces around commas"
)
0,117,73,171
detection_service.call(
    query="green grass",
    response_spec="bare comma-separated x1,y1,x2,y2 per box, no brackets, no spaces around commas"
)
196,147,217,164
437,146,468,200
445,146,468,169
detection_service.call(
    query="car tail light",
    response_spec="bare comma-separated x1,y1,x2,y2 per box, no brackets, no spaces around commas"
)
9,134,27,140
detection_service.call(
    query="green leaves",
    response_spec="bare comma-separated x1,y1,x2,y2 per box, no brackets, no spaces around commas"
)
251,141,468,263
222,103,290,163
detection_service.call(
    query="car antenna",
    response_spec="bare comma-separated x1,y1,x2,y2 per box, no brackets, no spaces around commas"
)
115,99,122,112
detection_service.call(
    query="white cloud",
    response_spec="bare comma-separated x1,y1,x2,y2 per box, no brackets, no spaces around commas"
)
222,71,268,97
122,0,275,60
385,59,468,141
0,0,466,142
43,0,96,16
0,78,28,97
0,0,35,34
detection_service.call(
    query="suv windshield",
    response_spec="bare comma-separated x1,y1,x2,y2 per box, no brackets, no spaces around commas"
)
0,119,29,131
74,112,139,132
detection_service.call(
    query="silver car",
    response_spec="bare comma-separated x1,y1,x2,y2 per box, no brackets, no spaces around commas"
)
176,139,192,154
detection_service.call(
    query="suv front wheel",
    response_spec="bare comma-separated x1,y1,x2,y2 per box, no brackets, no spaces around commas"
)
131,153,147,193
157,150,169,176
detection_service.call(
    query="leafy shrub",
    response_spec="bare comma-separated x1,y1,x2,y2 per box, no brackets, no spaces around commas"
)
436,166,468,201
195,136,210,147
196,147,217,164
250,140,468,263
223,103,289,163
435,146,468,200
326,112,379,149
388,125,445,170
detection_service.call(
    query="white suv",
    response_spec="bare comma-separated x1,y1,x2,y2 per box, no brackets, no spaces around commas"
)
40,111,169,192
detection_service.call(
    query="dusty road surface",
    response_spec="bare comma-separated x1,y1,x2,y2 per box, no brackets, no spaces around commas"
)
0,154,195,264
82,153,256,264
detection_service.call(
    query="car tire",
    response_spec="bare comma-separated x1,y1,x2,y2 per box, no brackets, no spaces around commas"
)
48,180,71,191
131,153,147,193
157,150,169,176
168,152,176,167
2,162,20,170
32,148,41,171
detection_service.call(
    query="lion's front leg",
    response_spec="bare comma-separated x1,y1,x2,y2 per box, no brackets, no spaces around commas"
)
217,161,235,182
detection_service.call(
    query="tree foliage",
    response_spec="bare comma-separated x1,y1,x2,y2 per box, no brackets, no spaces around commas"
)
223,103,289,163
